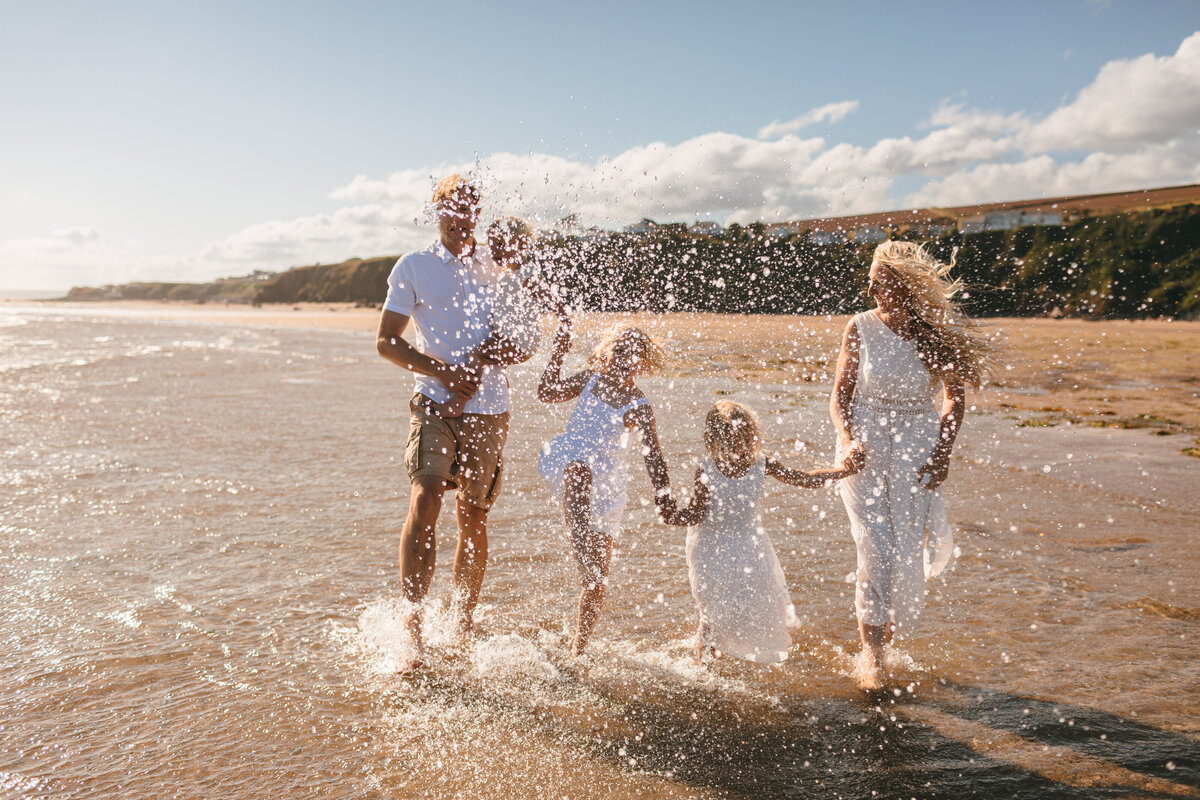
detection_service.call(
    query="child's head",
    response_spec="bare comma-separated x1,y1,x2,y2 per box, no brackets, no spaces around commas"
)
704,401,762,466
487,216,533,269
587,325,665,378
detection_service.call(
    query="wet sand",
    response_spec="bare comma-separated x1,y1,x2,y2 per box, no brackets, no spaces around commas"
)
20,299,1200,434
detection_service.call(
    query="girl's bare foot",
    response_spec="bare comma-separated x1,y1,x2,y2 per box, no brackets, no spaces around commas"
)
570,635,587,658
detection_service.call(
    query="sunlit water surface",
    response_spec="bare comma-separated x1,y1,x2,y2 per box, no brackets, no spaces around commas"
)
1,305,1197,799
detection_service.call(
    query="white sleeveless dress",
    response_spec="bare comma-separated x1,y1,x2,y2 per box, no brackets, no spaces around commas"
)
491,264,542,355
538,374,648,538
837,310,954,638
686,456,797,663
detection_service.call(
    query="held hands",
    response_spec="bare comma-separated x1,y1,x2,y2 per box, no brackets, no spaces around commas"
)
436,361,480,397
839,441,866,475
654,488,677,524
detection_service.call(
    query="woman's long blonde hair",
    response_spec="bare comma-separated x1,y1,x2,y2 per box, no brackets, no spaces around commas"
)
872,240,997,389
587,325,666,376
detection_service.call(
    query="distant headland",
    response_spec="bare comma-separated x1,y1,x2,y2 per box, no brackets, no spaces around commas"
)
64,183,1200,320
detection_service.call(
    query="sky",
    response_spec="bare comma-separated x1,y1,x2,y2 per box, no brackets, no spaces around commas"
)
2,0,1199,291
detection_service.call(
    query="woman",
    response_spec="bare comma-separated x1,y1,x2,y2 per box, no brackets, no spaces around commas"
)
830,240,995,691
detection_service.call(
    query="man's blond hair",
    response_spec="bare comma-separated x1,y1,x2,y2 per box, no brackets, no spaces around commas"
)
432,173,480,206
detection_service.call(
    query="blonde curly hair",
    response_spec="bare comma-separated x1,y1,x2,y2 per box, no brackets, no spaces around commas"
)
704,401,762,464
587,325,665,376
872,240,997,389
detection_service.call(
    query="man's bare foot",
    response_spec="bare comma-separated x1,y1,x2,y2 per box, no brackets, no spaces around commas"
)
570,635,589,658
398,612,426,674
450,614,477,646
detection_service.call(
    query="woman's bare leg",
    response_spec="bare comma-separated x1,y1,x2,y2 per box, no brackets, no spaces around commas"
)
856,619,888,691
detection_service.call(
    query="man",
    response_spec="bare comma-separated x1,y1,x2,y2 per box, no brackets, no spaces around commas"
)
376,174,525,665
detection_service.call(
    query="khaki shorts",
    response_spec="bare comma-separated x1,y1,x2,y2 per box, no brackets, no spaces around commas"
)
405,394,509,511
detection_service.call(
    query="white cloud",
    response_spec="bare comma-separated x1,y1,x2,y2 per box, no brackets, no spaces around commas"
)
905,137,1200,207
52,225,102,245
3,32,1199,289
757,100,860,139
1024,31,1200,152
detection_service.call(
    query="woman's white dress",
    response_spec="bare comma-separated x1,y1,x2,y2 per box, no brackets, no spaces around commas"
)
686,456,797,663
837,310,954,638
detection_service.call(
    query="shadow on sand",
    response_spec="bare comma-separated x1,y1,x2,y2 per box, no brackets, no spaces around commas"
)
388,653,1198,799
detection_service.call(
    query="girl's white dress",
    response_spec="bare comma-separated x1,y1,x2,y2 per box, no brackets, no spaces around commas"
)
837,310,954,638
538,374,647,538
491,264,541,355
686,456,797,663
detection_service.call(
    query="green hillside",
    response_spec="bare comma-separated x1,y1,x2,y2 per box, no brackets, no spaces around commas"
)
65,204,1200,319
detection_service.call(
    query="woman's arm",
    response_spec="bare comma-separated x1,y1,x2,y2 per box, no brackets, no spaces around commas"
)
830,318,860,450
661,466,710,526
917,377,965,490
537,319,588,403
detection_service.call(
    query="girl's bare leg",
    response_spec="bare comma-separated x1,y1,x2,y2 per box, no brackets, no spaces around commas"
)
564,462,613,656
431,335,531,418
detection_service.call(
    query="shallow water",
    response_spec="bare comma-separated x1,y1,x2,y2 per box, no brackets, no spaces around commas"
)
1,305,1197,799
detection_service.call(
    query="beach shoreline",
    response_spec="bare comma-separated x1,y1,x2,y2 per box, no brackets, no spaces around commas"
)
11,298,1200,440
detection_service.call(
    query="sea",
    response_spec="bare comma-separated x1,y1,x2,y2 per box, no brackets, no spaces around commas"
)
1,303,1197,799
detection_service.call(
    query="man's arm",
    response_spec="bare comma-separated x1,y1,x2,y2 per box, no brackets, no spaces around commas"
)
376,310,479,395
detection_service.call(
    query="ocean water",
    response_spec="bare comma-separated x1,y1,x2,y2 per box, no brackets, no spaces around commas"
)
1,304,1197,799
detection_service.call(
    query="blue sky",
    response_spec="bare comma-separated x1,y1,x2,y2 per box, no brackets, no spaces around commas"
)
2,0,1199,290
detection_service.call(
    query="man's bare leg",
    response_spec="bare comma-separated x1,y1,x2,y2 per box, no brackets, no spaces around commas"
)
452,499,488,637
399,475,448,667
449,412,507,637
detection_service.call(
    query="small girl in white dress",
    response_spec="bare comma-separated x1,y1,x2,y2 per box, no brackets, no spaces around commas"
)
661,401,864,663
538,320,673,656
433,216,550,417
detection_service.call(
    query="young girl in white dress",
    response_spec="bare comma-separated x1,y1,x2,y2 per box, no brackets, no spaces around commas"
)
432,216,550,418
537,320,673,656
661,401,864,663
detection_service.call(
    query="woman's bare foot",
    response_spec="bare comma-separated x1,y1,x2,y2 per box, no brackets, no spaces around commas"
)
852,648,885,692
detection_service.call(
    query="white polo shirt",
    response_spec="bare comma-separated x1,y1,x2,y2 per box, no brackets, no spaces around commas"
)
383,239,510,415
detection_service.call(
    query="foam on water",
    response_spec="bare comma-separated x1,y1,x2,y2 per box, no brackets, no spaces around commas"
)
473,632,560,682
352,597,423,676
